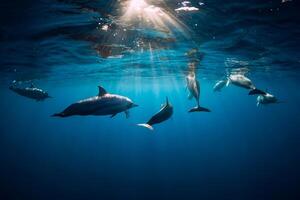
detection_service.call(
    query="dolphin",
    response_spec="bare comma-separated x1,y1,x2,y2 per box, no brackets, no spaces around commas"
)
226,73,265,95
257,92,278,106
213,79,227,92
137,97,173,130
9,81,51,101
52,86,138,118
186,73,210,112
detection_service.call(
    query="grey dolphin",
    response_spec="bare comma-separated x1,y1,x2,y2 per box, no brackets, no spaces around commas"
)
52,86,138,118
9,82,51,101
186,73,210,112
227,73,254,89
226,73,266,95
257,92,278,106
137,97,173,130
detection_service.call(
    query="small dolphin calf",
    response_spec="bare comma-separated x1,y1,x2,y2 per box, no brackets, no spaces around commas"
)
52,86,138,118
9,81,51,101
186,73,210,112
137,97,173,130
257,92,278,106
213,79,227,92
226,73,265,95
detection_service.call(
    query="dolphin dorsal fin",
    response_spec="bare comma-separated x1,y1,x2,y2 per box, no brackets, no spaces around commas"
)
98,86,107,96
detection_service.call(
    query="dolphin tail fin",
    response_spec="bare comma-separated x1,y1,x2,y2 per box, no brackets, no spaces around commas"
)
189,106,211,113
52,113,65,117
137,123,154,131
249,88,266,95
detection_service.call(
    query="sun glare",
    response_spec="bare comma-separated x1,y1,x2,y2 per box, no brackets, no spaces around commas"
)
121,0,190,37
128,0,147,12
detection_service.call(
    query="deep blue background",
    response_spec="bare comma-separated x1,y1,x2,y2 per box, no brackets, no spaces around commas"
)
1,0,300,199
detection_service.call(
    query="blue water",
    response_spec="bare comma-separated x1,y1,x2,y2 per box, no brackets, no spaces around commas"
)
1,0,300,199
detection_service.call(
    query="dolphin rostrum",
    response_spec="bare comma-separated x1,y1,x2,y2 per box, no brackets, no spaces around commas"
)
137,97,173,130
186,73,210,112
52,86,138,118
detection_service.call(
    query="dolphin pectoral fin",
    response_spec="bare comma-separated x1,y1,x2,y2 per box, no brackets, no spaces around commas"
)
256,102,260,107
188,93,193,100
226,79,230,87
137,123,154,131
110,113,117,118
189,106,211,112
125,110,130,119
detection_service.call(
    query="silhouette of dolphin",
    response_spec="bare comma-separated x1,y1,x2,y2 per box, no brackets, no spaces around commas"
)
186,73,210,112
52,86,138,118
257,92,278,106
9,81,51,101
137,97,173,130
226,73,265,95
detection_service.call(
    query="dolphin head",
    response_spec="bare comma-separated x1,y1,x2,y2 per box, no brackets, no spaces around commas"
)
45,92,52,98
126,98,138,109
9,84,17,91
9,80,17,90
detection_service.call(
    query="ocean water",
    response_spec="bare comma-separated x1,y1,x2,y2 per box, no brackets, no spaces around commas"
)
1,0,300,199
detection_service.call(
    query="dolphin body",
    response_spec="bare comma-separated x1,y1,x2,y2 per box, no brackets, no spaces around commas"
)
9,82,51,101
213,79,227,92
137,97,173,130
186,73,210,112
52,86,138,118
257,92,278,106
226,74,266,95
